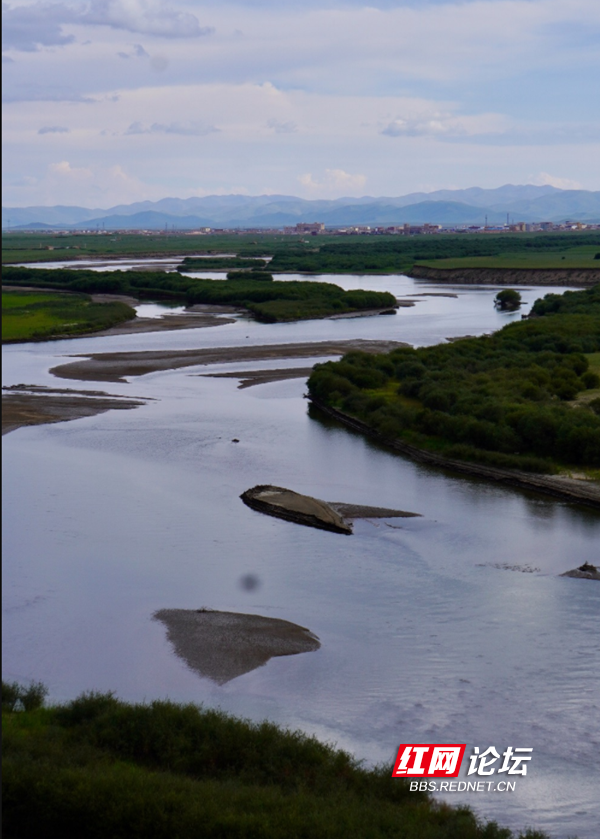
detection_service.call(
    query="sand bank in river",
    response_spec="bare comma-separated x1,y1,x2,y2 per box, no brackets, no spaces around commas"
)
153,609,320,684
241,485,420,534
93,310,237,336
2,385,145,435
50,340,408,383
202,367,315,389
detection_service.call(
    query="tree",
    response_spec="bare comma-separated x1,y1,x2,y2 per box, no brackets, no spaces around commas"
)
495,289,522,310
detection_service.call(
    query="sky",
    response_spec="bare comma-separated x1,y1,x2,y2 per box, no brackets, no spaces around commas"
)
2,0,600,207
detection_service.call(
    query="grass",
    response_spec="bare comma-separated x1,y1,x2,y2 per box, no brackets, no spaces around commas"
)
1,231,344,265
415,246,600,270
2,289,135,342
2,684,548,839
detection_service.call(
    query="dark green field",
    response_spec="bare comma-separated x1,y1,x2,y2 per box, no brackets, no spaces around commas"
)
2,289,135,342
2,684,547,839
307,286,600,477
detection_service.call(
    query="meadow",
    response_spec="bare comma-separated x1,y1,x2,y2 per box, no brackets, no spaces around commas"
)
2,289,135,342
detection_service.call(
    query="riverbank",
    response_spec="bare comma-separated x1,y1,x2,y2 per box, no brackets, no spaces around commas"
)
408,266,600,285
309,398,600,509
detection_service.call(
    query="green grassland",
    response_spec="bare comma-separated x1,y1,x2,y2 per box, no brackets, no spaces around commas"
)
2,266,396,324
1,231,341,265
2,289,135,342
2,684,547,839
308,286,600,476
415,245,600,270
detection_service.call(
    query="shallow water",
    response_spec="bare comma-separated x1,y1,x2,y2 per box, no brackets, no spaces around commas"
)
3,271,599,838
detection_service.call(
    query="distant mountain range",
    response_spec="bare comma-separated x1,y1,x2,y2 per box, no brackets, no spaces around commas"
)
4,185,600,230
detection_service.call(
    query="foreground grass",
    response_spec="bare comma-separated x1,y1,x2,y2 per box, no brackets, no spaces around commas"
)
2,685,546,839
2,289,135,342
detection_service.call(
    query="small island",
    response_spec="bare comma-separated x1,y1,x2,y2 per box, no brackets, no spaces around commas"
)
561,562,600,580
153,608,321,684
241,485,420,534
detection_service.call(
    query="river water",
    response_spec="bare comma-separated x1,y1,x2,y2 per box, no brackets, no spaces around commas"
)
2,269,599,838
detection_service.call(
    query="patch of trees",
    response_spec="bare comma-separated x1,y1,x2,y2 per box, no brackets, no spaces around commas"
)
495,289,522,310
2,266,396,323
268,233,600,274
308,287,600,471
178,257,268,271
530,283,600,316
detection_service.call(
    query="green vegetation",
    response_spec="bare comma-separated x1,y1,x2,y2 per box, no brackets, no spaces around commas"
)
2,289,136,342
2,683,547,839
4,230,600,276
1,231,337,265
414,244,600,271
2,266,396,323
308,286,600,475
268,233,600,274
495,289,522,310
178,256,268,271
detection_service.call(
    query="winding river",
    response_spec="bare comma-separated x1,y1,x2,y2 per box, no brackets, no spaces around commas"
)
3,267,599,838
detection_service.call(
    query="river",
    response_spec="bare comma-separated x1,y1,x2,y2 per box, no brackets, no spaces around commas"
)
2,267,599,838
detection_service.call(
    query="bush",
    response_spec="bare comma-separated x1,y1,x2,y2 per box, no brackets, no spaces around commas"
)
495,289,522,310
2,680,48,712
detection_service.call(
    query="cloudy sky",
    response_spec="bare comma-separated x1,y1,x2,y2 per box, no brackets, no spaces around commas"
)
2,0,599,207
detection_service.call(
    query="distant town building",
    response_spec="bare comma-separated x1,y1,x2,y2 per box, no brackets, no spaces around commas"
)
283,222,325,235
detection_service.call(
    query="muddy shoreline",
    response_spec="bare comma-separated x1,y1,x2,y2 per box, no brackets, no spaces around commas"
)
309,398,600,509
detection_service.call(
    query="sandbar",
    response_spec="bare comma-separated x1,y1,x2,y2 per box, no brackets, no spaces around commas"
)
153,608,320,684
50,340,408,383
2,385,145,435
202,367,315,389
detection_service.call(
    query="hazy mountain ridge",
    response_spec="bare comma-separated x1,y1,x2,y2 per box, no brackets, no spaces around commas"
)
4,185,600,228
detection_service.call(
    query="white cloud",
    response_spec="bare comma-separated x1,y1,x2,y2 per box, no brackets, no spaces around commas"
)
267,118,298,134
381,110,509,141
125,120,218,135
529,172,583,190
299,169,367,196
2,0,214,53
29,160,157,204
2,2,77,51
82,0,214,39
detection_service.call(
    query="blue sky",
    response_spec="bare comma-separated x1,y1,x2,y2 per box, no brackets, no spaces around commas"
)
2,0,599,207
